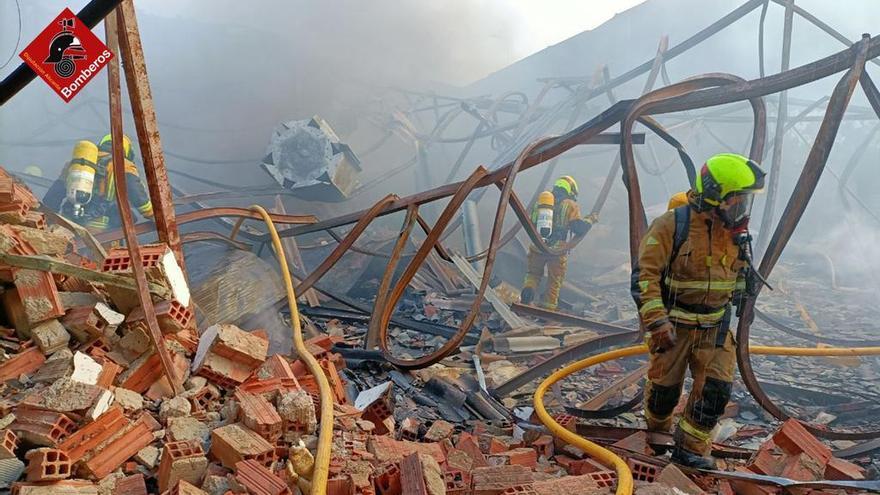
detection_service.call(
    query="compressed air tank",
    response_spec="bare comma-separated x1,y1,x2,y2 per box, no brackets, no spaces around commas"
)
536,190,555,240
65,140,98,218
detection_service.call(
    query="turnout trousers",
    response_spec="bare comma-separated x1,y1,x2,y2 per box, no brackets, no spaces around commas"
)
522,247,568,310
643,325,736,456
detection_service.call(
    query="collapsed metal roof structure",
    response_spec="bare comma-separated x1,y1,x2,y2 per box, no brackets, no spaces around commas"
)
3,0,880,468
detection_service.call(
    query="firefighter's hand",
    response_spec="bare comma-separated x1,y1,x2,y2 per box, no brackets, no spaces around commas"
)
570,218,590,236
648,322,676,354
585,213,599,224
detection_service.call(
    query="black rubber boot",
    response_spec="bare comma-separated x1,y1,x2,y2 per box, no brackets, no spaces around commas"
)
520,287,535,304
670,447,715,470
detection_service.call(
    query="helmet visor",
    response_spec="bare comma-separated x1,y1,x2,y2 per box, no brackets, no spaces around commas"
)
719,192,754,226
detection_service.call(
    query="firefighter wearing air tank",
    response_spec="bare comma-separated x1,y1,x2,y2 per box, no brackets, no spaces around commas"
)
43,134,154,231
520,176,597,310
632,153,765,469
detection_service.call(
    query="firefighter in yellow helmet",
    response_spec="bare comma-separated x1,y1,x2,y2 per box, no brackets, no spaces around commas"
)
43,134,154,231
520,176,598,310
632,153,765,469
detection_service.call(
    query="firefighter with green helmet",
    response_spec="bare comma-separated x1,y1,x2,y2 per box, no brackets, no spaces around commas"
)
520,175,598,310
43,134,153,231
632,153,765,468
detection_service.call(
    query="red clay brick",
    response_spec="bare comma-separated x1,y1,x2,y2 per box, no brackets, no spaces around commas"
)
102,245,167,272
552,413,576,450
400,453,429,495
113,474,147,495
120,353,164,394
586,470,617,489
94,359,122,389
25,448,71,481
626,457,660,483
368,435,446,465
82,413,160,479
210,423,275,470
771,420,832,466
444,469,467,495
234,459,292,495
472,465,535,495
501,485,537,495
13,268,64,324
0,429,18,459
61,305,109,342
161,479,208,495
58,406,127,462
126,299,193,334
158,440,208,492
374,462,401,495
825,456,866,480
0,346,45,382
532,475,603,495
612,431,653,455
235,390,283,442
11,408,76,447
530,435,554,459
489,448,537,468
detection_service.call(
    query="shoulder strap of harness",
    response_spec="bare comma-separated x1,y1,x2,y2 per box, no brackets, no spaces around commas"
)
670,205,690,266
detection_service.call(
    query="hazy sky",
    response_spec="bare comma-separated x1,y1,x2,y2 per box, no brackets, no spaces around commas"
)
506,0,648,61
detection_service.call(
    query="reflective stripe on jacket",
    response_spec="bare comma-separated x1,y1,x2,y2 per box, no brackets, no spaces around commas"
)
632,206,746,329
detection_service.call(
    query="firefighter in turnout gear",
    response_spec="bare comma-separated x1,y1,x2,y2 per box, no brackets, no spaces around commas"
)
43,134,154,232
632,153,765,469
520,176,597,310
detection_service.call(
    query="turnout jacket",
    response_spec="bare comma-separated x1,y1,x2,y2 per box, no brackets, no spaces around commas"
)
632,205,746,330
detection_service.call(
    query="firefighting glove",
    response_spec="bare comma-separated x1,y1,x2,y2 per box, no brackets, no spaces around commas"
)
570,218,592,236
648,322,676,354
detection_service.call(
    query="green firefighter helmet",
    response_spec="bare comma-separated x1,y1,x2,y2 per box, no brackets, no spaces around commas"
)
553,175,579,199
694,153,766,226
98,133,134,161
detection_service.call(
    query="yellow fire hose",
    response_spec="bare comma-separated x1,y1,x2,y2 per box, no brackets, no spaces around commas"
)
250,205,334,494
534,343,880,495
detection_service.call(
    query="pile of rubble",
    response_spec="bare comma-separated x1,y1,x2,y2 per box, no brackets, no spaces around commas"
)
0,166,876,495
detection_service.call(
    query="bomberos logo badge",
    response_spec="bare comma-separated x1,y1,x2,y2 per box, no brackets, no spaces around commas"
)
19,8,113,102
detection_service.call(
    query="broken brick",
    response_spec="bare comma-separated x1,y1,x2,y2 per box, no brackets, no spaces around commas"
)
235,390,283,441
58,406,128,462
161,479,208,495
368,435,445,465
234,459,292,495
400,453,429,495
112,474,147,495
489,448,537,468
0,429,18,460
612,431,653,456
157,440,208,492
626,457,660,483
81,413,160,479
0,346,46,382
125,300,193,338
119,352,164,394
374,462,401,495
444,469,467,495
11,408,76,447
13,269,65,324
771,419,832,466
60,305,113,343
24,448,71,482
210,423,275,470
472,465,535,495
825,456,866,480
